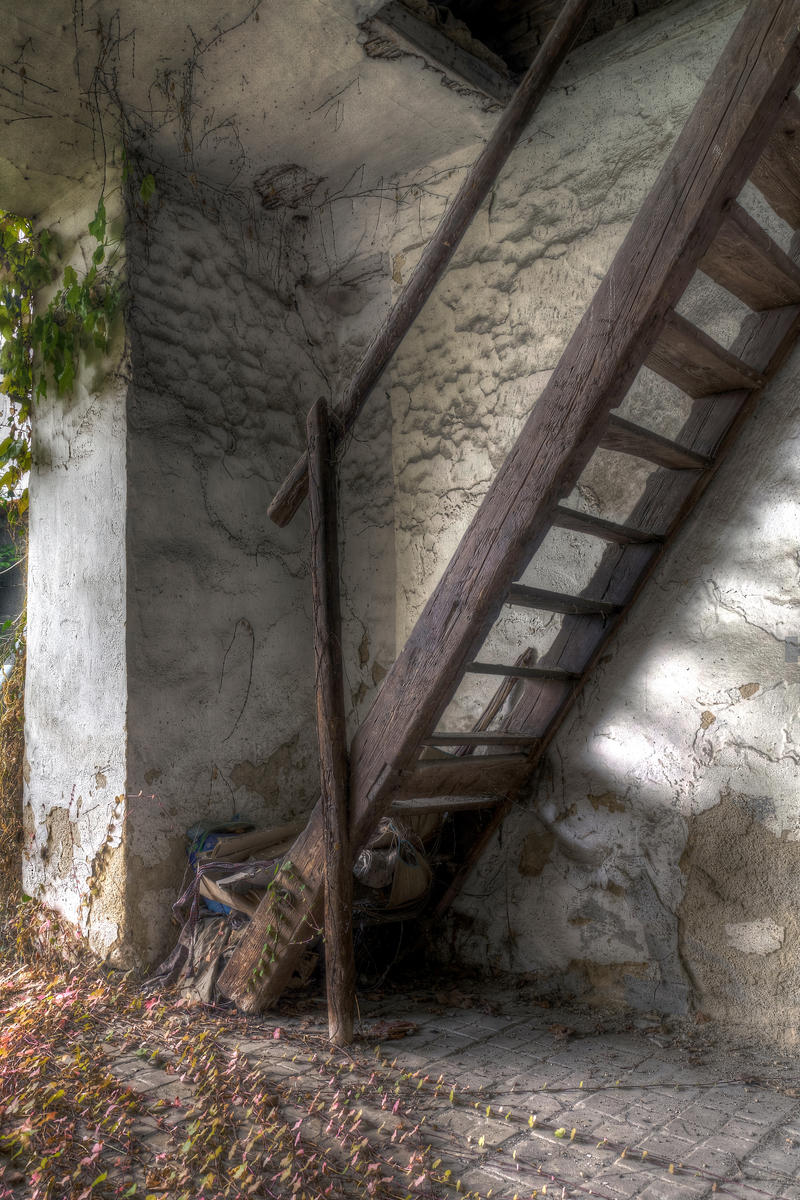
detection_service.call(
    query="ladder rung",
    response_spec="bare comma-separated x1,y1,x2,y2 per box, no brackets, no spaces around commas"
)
506,584,622,617
466,661,579,681
391,796,504,815
424,731,541,747
394,754,530,800
600,415,710,470
647,311,765,398
552,506,663,546
751,93,800,229
699,201,800,311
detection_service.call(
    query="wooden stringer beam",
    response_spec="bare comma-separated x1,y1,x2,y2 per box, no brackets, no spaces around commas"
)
218,0,800,1012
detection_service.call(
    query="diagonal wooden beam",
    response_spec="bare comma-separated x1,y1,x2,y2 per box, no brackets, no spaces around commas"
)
267,0,597,527
219,0,800,1012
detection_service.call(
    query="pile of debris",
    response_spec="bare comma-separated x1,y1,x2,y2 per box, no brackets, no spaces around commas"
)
153,807,441,1005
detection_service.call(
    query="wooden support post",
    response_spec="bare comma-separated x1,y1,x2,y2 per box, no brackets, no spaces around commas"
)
267,0,596,528
307,399,355,1046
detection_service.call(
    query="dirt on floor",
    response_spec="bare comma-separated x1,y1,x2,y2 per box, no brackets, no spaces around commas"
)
3,905,800,1200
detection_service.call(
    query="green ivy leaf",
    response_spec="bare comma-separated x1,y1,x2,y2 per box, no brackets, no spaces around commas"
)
139,173,156,204
92,243,105,265
88,199,106,242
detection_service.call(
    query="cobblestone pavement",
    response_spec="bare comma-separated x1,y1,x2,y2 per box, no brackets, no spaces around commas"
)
108,989,800,1199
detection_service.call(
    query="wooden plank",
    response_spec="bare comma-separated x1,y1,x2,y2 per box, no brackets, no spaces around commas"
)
734,302,800,374
600,414,710,470
504,306,800,758
392,754,530,801
438,319,800,928
423,731,541,746
466,660,579,681
267,0,597,526
646,310,765,397
699,200,800,310
308,400,355,1046
219,1,800,1012
551,506,664,544
461,314,800,927
448,646,537,756
751,92,800,227
506,584,622,616
390,795,503,815
372,1,515,104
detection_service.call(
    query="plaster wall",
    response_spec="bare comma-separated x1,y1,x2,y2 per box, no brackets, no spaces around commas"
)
21,0,800,1030
123,177,397,965
370,0,800,1037
23,175,129,959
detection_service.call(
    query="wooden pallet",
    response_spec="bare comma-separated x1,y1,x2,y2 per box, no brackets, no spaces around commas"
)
219,0,800,1012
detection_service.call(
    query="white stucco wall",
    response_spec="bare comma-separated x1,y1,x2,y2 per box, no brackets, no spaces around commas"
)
24,173,129,959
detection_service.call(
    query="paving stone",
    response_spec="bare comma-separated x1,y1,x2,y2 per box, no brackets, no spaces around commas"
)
593,1165,661,1197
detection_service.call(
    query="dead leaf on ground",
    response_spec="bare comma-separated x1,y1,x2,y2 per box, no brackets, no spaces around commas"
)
548,1023,575,1040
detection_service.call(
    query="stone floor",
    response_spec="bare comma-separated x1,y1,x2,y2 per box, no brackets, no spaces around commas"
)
108,986,800,1199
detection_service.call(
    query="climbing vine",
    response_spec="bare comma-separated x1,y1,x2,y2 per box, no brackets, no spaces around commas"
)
0,200,124,510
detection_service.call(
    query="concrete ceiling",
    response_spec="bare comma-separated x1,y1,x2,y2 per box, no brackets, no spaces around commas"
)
0,0,504,218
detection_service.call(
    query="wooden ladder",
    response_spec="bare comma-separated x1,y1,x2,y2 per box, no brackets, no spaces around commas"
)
219,0,800,1012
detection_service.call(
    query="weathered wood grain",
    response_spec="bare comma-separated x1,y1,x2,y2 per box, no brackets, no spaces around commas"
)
505,306,800,752
466,660,579,681
390,795,503,815
699,200,800,310
308,400,355,1045
751,92,800,227
423,731,541,746
646,310,765,397
551,506,664,544
505,584,621,616
267,0,596,526
600,414,710,470
392,754,531,800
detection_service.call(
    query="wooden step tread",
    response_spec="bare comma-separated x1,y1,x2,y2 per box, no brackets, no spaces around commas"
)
393,753,530,800
390,795,503,815
505,584,622,617
699,200,800,311
600,415,710,470
646,311,765,398
751,93,800,229
465,660,579,681
552,506,664,545
424,731,540,746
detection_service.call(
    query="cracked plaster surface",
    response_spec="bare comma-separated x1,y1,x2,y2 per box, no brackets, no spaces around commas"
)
359,0,800,1033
